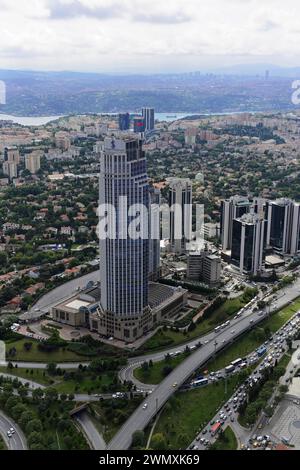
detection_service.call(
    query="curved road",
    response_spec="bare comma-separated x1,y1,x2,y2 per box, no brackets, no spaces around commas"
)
19,270,100,321
0,411,27,450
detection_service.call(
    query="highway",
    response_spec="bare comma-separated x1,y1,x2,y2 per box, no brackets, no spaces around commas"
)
0,411,27,450
75,411,106,450
108,279,300,450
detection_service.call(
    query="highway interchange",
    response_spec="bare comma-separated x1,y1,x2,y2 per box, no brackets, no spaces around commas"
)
2,271,300,450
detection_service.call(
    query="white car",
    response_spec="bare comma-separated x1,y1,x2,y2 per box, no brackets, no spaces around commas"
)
143,403,148,410
10,427,15,434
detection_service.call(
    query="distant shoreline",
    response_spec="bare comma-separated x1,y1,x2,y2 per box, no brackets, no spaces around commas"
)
0,110,263,126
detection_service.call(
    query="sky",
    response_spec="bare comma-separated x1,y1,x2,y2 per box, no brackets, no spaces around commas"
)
0,0,299,73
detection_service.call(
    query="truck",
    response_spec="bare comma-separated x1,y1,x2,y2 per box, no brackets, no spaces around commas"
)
257,346,267,357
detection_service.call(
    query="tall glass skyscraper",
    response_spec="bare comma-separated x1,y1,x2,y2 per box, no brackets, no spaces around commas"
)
142,108,155,131
99,137,152,341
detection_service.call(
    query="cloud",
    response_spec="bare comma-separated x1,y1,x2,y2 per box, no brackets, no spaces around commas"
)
47,0,123,20
132,12,191,24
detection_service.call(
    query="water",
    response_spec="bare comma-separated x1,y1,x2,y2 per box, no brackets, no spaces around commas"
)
0,111,246,126
0,112,198,126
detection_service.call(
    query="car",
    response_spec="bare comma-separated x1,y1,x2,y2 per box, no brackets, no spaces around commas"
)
10,427,15,434
142,403,148,410
204,340,209,344
230,417,235,422
202,429,208,435
231,330,235,335
196,436,200,442
7,431,12,438
173,382,178,388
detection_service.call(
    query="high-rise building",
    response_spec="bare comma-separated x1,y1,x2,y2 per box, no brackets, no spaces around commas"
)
266,198,300,255
185,128,197,146
118,113,130,131
2,161,18,180
133,117,145,133
187,248,221,287
149,187,161,281
142,108,155,131
98,137,152,342
231,212,265,275
169,178,192,254
25,152,41,174
4,147,20,165
221,196,252,250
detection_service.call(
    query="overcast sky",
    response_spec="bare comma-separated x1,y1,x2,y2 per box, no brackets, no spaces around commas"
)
0,0,299,73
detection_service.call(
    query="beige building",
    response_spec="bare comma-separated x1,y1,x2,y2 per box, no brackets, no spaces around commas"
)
25,152,41,174
2,161,18,180
51,282,188,343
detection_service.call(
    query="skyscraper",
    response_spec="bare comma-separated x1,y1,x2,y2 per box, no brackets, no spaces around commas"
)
98,137,152,342
266,198,300,255
149,187,161,281
118,113,130,131
221,196,252,251
231,212,265,275
169,178,192,254
142,107,155,131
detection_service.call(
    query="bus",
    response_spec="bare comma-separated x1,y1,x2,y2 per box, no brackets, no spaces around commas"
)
225,365,235,374
210,422,222,436
192,378,209,388
231,358,243,368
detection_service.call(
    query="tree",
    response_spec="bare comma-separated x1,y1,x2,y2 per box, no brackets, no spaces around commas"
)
47,362,58,376
151,433,167,450
132,430,145,448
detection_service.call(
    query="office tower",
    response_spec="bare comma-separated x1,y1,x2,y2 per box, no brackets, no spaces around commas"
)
231,212,265,275
149,187,161,281
133,117,145,133
266,198,300,255
25,152,41,174
169,178,192,254
221,196,252,251
2,161,18,180
4,146,20,164
142,108,155,131
118,113,130,131
187,248,221,287
98,137,152,342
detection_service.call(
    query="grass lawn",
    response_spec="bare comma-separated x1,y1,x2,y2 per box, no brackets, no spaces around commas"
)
134,354,188,385
0,366,53,386
205,298,300,373
5,338,92,363
209,426,238,450
138,295,253,354
0,365,118,394
53,373,114,394
151,374,243,450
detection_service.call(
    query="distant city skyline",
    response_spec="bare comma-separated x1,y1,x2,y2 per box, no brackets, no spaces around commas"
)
0,0,300,73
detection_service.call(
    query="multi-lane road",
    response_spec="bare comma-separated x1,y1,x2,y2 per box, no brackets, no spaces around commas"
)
0,411,27,450
108,279,300,450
